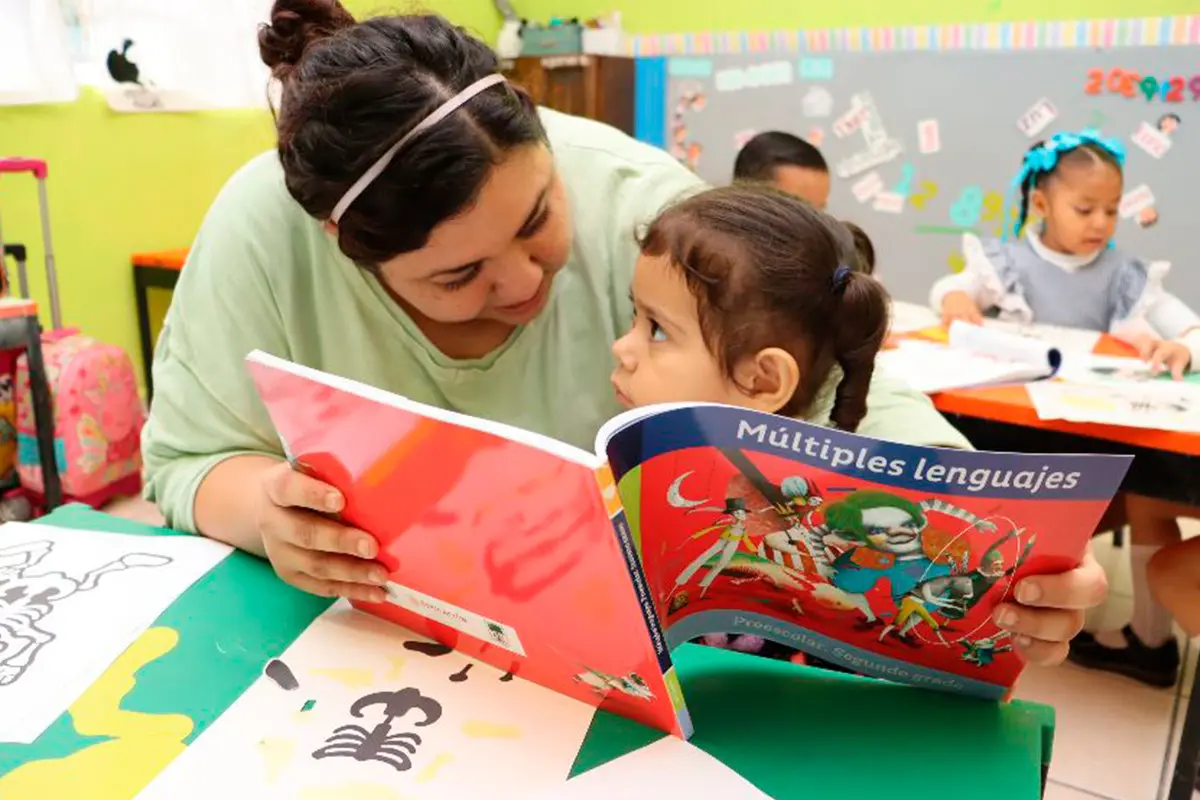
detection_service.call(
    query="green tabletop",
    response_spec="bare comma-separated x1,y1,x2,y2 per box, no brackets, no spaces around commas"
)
0,505,1055,799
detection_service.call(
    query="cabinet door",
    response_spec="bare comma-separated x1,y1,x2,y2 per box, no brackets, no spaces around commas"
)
503,56,634,136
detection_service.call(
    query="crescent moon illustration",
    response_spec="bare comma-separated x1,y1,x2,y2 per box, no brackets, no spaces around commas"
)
667,471,708,508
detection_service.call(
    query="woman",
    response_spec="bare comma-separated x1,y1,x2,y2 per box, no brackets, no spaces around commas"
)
143,0,1105,667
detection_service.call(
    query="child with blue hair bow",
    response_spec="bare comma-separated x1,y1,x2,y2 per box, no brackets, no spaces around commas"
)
929,130,1200,688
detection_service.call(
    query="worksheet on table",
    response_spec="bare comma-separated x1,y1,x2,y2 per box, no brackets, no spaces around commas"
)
137,602,598,799
0,523,231,744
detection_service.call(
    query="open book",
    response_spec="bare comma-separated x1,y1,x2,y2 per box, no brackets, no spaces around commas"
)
246,351,1131,738
880,321,1065,393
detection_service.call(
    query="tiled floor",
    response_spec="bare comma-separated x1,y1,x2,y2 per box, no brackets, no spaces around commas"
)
100,498,1200,799
1018,524,1200,800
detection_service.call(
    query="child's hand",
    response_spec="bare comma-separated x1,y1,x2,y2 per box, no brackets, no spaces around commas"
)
940,291,983,327
257,462,390,603
1139,339,1193,381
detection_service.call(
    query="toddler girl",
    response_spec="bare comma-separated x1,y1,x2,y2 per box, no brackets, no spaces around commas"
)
929,130,1200,687
931,130,1199,375
611,183,888,661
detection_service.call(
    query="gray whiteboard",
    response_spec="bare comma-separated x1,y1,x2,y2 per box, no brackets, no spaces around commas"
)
663,47,1200,307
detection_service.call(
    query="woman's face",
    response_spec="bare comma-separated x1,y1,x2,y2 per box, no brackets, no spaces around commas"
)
375,144,572,327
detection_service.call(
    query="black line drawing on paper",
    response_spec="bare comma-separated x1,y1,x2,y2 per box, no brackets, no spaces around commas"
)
0,540,172,686
403,638,516,683
311,688,444,772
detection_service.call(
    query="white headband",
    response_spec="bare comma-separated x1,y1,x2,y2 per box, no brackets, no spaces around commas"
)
330,73,508,224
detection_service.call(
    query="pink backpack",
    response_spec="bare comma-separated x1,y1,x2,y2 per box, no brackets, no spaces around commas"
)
15,330,143,503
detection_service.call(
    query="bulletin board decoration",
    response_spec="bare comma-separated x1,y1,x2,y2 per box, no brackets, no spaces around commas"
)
629,16,1200,307
620,15,1200,56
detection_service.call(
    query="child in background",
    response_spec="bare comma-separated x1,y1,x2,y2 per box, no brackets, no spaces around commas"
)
733,131,832,211
734,131,875,277
929,130,1200,687
611,183,889,663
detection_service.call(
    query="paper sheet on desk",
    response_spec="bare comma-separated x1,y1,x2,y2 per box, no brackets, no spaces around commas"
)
0,523,231,744
137,601,596,800
1027,380,1200,433
535,737,771,799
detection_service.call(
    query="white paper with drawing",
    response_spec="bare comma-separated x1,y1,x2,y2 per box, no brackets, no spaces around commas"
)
137,602,597,799
879,321,1062,393
0,523,231,744
1027,380,1200,433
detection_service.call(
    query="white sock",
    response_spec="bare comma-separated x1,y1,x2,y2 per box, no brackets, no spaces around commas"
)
1130,544,1175,648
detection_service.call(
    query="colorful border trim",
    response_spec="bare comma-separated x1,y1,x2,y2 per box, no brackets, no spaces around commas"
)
624,15,1200,56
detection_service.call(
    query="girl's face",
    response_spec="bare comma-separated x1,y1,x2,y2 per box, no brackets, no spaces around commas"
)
1032,162,1122,256
611,254,746,410
373,144,573,328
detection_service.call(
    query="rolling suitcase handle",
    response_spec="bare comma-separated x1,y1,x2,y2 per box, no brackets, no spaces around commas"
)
0,158,63,330
0,158,64,512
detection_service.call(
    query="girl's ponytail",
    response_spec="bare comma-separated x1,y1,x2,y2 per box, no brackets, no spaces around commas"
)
828,269,889,432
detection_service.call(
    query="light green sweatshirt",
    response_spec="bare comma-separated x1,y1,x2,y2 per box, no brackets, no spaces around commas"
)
143,108,969,532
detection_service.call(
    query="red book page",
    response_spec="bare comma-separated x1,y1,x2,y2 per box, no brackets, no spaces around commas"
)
247,356,686,736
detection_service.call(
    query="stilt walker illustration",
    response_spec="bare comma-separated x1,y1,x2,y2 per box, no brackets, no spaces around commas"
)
0,540,171,685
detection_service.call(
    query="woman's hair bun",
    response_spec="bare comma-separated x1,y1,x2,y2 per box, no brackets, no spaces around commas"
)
258,0,356,79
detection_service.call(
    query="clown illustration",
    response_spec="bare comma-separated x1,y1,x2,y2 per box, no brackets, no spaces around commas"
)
818,491,995,628
880,528,1034,644
757,476,832,577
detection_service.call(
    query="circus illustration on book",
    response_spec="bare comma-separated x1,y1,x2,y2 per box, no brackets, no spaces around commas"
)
626,441,1088,696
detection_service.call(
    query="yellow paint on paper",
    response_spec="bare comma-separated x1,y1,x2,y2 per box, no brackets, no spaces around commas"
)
0,627,191,800
386,655,406,680
417,752,455,783
257,736,298,784
309,668,376,688
461,720,523,739
299,783,405,800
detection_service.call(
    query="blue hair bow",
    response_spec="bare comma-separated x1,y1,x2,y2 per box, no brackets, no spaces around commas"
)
1005,129,1126,240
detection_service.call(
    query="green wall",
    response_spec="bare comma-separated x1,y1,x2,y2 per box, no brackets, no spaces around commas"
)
1,0,1193,395
520,0,1199,32
0,0,500,392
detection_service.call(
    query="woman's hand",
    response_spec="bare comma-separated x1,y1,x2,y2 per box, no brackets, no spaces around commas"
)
257,461,390,603
991,547,1107,666
940,291,983,327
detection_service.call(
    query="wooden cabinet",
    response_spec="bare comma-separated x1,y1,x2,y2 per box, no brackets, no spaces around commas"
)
503,55,636,136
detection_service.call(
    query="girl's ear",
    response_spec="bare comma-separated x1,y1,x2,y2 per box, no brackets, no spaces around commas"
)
1029,187,1049,221
735,347,801,414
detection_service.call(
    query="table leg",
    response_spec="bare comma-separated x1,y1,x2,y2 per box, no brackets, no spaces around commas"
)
134,266,155,404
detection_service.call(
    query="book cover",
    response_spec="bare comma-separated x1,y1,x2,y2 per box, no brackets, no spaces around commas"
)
246,353,692,739
247,351,1130,720
603,405,1131,699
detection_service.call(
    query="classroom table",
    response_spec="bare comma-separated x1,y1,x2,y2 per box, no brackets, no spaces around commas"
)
914,331,1200,506
0,504,1057,799
131,248,188,402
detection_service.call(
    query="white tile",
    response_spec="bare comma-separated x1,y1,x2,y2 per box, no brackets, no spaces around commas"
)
1016,661,1175,800
1093,532,1133,599
1044,781,1113,800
